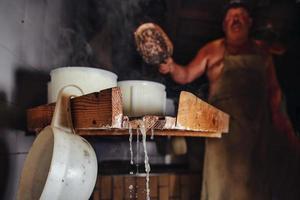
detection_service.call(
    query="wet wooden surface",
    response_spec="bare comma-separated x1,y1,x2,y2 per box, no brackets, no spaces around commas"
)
93,173,201,200
27,88,229,138
177,91,229,133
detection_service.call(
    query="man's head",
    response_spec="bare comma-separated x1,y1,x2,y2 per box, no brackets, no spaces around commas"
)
222,1,252,44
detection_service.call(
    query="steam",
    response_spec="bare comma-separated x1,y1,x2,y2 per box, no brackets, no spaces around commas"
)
46,0,166,82
96,0,166,81
55,28,97,67
97,0,147,77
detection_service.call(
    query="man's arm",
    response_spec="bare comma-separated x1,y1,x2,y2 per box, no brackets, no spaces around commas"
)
159,46,209,84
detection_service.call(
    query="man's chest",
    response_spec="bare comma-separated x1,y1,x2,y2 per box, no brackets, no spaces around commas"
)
206,54,225,82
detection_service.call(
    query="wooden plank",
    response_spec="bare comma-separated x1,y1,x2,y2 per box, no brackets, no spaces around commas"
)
27,111,221,138
180,175,190,200
75,129,221,138
189,174,201,200
96,176,102,189
112,176,123,200
71,87,123,129
169,174,180,198
100,176,112,200
92,174,203,200
149,176,158,198
123,116,176,130
136,177,146,200
176,91,229,133
124,176,136,199
159,184,169,199
27,87,123,132
26,103,55,133
27,89,228,138
159,175,169,200
93,190,100,200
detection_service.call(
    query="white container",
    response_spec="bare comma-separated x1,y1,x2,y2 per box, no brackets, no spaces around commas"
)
48,67,117,103
17,85,98,200
118,80,166,117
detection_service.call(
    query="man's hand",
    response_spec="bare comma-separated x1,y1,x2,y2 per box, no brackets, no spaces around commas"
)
159,57,174,74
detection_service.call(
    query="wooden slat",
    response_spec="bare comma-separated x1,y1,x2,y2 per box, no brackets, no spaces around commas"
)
180,175,190,200
71,87,123,129
93,190,100,200
112,176,123,200
100,176,112,200
159,175,169,200
125,116,177,130
169,174,180,198
136,177,146,200
96,176,102,189
124,176,136,199
27,87,123,132
26,103,55,133
176,91,229,133
93,174,203,200
75,129,221,138
190,174,201,200
149,176,158,198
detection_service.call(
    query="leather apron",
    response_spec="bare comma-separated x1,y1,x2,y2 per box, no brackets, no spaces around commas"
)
201,51,273,200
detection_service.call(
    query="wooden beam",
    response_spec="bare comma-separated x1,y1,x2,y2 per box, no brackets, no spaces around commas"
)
26,103,55,133
26,89,229,138
27,87,123,132
176,91,229,133
123,116,176,130
75,129,221,138
71,87,123,129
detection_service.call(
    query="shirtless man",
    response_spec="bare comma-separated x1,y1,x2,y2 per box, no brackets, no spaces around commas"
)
160,3,277,104
160,1,298,200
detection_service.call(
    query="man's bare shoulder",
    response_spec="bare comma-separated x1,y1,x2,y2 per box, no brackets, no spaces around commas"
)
189,38,224,70
200,38,224,56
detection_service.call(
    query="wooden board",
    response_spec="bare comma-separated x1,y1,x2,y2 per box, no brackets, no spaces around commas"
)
176,91,229,133
71,87,123,129
75,129,221,138
92,173,201,200
123,116,177,130
26,89,229,138
27,87,123,133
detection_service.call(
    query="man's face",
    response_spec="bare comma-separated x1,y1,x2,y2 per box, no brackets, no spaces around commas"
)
223,7,252,42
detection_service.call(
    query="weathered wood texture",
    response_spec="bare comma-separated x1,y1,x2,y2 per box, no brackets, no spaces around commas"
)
27,103,55,133
75,129,221,138
93,173,201,200
176,91,229,133
71,87,123,129
123,116,176,130
27,89,229,137
27,87,123,132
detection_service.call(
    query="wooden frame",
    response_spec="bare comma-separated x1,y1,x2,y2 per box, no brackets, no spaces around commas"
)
27,87,229,138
